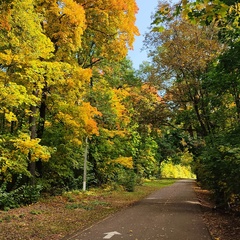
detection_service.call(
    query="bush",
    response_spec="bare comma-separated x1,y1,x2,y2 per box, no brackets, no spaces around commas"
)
196,145,240,209
0,183,42,210
117,169,136,192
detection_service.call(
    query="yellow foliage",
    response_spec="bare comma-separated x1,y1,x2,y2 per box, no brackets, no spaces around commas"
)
110,89,131,128
85,118,99,136
6,0,54,61
101,128,127,138
78,0,139,62
44,120,52,127
161,162,195,179
0,82,35,108
113,156,133,169
0,50,14,65
79,102,102,136
13,133,51,162
57,112,81,129
5,111,18,122
71,138,82,146
56,101,101,139
41,0,86,59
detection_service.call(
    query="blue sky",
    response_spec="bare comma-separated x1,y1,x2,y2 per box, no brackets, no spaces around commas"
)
128,0,159,69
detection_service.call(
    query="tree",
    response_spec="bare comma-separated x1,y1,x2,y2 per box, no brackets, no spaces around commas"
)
77,0,139,70
0,0,55,184
145,8,223,136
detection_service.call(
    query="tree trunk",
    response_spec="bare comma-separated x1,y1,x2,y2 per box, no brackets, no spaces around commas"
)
37,87,47,139
29,91,38,185
193,100,208,137
36,88,48,177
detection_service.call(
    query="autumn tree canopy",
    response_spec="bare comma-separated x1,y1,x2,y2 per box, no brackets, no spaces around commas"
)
0,0,142,201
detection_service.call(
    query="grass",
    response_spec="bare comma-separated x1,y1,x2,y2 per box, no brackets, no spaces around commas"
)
0,179,175,240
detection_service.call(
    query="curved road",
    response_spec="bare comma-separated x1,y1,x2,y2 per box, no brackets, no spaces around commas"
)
63,180,212,240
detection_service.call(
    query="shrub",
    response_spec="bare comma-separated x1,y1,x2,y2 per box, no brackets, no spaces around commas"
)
117,169,136,192
0,183,42,210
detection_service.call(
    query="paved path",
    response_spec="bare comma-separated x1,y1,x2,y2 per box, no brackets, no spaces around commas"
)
63,180,212,240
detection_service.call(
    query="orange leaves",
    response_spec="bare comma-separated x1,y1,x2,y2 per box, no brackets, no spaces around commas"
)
111,88,130,126
55,101,102,145
0,0,142,187
79,102,102,136
42,0,86,59
63,66,92,91
0,0,12,31
62,0,85,26
131,84,162,108
0,10,11,31
58,0,86,48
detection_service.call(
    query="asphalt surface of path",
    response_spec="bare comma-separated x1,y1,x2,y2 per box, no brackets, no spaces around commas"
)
63,180,212,240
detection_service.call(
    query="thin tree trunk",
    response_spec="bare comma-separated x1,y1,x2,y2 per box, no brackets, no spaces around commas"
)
37,87,47,138
36,88,48,177
1,111,5,134
29,91,38,185
193,100,208,137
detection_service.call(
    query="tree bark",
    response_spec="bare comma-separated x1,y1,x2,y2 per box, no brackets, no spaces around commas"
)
29,91,38,185
36,88,48,177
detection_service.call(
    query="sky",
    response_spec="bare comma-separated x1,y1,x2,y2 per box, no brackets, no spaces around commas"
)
128,0,159,70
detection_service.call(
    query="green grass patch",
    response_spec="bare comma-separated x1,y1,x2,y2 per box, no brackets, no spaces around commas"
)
143,179,176,188
29,210,43,215
65,200,110,210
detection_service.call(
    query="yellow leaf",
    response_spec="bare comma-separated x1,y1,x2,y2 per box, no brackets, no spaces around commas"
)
5,111,18,122
113,156,133,169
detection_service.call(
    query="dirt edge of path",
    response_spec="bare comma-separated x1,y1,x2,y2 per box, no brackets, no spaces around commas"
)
194,185,240,240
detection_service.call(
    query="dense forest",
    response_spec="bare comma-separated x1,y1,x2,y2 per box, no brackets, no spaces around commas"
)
0,0,240,211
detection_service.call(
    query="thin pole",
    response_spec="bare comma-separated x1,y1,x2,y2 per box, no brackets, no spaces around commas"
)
83,136,88,191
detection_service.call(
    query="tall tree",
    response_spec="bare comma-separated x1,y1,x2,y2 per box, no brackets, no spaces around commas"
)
77,0,139,70
145,3,224,137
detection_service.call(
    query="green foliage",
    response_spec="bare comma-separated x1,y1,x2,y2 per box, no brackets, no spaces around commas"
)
134,134,159,178
30,210,43,215
116,169,136,192
0,183,42,210
195,130,240,208
65,200,109,211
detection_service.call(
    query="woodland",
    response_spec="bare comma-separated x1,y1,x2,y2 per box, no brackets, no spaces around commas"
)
0,0,240,212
